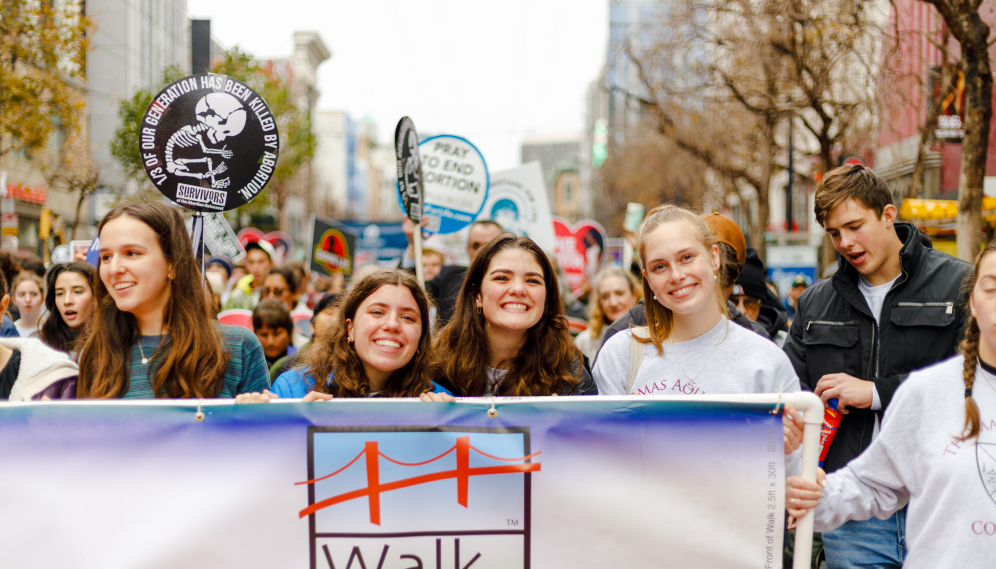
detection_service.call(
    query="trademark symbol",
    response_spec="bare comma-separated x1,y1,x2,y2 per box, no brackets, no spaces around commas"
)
507,519,519,526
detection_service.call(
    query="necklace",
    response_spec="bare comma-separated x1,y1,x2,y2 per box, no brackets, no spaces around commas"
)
137,339,156,365
667,323,723,388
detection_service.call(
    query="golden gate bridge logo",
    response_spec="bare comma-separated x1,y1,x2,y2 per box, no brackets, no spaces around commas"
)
298,435,541,523
305,427,536,569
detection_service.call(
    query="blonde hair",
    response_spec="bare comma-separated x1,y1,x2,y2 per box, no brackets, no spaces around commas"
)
636,204,729,351
587,266,642,338
11,272,44,298
957,240,996,440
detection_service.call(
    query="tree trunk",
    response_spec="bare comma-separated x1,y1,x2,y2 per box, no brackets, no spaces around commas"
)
754,120,777,263
956,34,992,261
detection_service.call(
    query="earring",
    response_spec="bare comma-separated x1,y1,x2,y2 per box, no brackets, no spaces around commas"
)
714,273,718,280
477,306,482,315
653,295,657,300
416,348,420,356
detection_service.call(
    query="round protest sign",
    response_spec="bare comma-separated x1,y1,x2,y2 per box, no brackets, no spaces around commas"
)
552,217,608,293
418,135,489,235
139,73,279,212
395,117,423,222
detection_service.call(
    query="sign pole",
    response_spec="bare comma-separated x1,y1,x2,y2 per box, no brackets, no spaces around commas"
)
395,116,427,290
413,227,425,288
191,211,206,283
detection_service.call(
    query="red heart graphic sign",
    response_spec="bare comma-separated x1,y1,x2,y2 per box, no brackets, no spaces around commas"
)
236,228,295,264
552,217,607,293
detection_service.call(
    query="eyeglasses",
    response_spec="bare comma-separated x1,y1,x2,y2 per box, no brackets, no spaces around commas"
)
729,295,762,310
261,287,287,297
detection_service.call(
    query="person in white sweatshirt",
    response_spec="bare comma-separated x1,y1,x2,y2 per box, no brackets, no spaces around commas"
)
593,204,805,467
787,239,996,567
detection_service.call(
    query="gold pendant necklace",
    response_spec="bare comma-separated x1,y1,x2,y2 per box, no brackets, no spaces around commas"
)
667,324,723,389
137,340,149,365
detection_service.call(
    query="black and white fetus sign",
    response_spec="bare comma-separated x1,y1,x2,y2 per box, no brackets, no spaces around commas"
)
139,74,279,212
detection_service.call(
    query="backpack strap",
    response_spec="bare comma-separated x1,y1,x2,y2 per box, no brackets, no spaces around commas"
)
627,326,650,394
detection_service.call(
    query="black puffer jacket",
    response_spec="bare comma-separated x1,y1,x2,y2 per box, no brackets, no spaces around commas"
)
783,223,972,473
593,299,769,365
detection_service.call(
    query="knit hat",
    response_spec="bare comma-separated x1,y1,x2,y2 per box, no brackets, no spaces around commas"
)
702,213,746,266
206,255,233,278
733,247,768,299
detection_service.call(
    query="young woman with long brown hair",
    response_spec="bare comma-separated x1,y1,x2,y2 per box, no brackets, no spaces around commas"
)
430,233,596,397
246,268,450,400
786,240,996,567
40,261,97,358
76,200,270,398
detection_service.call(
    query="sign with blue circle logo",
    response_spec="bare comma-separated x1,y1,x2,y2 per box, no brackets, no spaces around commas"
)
413,135,489,235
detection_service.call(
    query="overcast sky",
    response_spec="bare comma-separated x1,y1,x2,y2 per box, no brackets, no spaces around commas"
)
187,0,608,171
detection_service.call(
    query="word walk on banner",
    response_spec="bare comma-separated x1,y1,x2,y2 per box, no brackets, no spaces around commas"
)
0,399,786,568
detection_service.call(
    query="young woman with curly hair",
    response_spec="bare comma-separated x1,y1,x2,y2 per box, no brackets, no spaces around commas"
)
252,268,450,400
429,233,597,397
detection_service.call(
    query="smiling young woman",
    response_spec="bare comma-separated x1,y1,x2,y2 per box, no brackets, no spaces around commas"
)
431,234,596,397
76,201,270,399
591,205,804,466
255,268,449,400
574,266,642,360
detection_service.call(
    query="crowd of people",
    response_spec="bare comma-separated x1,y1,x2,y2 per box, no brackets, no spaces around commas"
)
1,162,991,566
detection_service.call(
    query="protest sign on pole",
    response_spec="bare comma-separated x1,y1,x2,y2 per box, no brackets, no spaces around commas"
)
309,214,357,277
184,212,246,262
395,117,425,287
481,162,555,252
0,394,823,569
418,135,489,235
140,73,278,276
552,217,608,293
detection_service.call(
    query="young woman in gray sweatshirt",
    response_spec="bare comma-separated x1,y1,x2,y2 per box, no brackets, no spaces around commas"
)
787,240,996,568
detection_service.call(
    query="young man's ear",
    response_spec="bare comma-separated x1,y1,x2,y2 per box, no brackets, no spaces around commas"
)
881,204,898,228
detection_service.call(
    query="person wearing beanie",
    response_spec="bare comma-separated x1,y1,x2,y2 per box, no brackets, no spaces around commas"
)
731,248,789,345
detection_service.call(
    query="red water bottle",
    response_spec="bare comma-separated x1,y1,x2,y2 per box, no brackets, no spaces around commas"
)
818,398,843,468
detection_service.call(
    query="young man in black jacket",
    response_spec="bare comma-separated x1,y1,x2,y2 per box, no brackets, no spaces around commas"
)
783,164,972,568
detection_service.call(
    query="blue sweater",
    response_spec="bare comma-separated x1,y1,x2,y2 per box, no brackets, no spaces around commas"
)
271,367,452,398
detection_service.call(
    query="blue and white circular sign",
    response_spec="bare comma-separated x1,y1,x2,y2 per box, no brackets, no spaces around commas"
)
418,135,489,235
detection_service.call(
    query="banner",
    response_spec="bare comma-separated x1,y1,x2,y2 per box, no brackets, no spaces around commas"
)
481,162,555,252
0,398,786,568
309,214,357,276
552,217,608,293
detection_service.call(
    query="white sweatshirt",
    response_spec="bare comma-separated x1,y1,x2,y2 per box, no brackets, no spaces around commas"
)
814,354,996,568
593,318,802,474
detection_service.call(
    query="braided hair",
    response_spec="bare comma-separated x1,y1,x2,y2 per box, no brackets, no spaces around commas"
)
958,240,996,440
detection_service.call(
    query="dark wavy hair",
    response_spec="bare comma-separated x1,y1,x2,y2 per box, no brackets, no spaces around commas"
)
432,233,582,396
306,268,434,397
77,200,230,398
40,261,96,353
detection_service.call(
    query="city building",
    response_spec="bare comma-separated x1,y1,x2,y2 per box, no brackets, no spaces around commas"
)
520,132,583,219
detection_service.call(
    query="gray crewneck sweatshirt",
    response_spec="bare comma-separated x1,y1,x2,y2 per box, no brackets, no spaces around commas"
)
593,318,801,397
814,354,996,567
593,319,802,474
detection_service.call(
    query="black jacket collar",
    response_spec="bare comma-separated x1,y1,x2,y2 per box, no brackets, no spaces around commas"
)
830,222,921,316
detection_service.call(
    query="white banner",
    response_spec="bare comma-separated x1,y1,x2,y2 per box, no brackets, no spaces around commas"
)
0,397,796,568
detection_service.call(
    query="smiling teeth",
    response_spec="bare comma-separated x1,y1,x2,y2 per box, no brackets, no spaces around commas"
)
375,340,401,348
114,282,136,290
502,303,528,312
671,285,695,296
